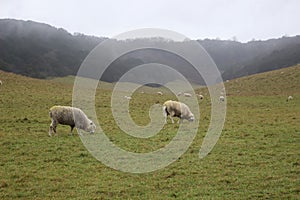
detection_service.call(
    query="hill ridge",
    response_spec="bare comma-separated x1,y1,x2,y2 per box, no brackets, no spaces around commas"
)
0,19,300,82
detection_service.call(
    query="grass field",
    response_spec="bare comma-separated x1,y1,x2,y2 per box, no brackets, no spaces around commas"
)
0,65,299,199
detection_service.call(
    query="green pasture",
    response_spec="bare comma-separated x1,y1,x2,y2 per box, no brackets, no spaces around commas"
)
0,65,299,199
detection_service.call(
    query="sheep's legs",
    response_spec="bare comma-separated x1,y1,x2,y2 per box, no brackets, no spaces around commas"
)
169,116,174,123
76,129,83,137
163,108,174,124
163,113,167,124
69,125,75,135
49,126,53,136
163,107,168,124
49,120,57,136
164,117,167,124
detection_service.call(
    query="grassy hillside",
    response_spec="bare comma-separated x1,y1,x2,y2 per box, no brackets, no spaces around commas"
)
224,64,300,96
0,66,299,199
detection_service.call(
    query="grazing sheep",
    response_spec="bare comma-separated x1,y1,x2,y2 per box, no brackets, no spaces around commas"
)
184,93,192,97
287,96,293,102
177,92,183,96
0,80,2,86
197,94,204,100
219,96,225,102
157,91,163,95
49,106,96,136
163,100,194,124
124,96,132,100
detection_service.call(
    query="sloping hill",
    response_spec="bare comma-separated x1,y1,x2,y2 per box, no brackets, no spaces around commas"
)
0,19,104,78
224,64,300,96
221,38,300,80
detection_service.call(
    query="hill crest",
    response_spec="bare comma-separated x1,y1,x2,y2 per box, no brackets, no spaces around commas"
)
0,19,299,82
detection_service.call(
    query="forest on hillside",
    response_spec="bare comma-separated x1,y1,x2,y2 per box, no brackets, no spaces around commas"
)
0,19,299,83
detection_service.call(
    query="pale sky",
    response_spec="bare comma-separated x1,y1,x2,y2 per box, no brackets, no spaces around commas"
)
1,0,299,42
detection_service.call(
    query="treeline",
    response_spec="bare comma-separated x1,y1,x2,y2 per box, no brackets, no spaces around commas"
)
0,19,299,83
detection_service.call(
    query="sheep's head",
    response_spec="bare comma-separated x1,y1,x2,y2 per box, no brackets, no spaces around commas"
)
87,120,96,133
188,113,195,122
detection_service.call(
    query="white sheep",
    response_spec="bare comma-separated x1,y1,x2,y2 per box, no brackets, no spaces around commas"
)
0,80,2,86
197,94,204,100
219,96,225,102
49,106,96,136
157,91,163,95
124,96,132,100
177,92,183,96
183,93,192,97
287,96,293,101
163,100,194,124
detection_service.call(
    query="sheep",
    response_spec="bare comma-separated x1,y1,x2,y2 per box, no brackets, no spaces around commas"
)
163,100,194,124
287,96,293,102
49,106,96,136
197,94,204,100
183,92,192,97
0,80,2,86
157,91,163,95
124,96,132,100
219,96,225,102
177,92,183,96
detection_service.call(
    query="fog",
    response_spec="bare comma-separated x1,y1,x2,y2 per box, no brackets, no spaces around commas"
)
1,0,299,42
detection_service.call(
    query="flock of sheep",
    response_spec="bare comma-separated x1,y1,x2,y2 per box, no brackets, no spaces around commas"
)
0,78,200,136
49,90,295,136
0,78,295,136
49,90,219,136
124,91,205,100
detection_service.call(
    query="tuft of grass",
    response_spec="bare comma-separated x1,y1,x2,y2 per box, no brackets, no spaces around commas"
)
0,65,299,199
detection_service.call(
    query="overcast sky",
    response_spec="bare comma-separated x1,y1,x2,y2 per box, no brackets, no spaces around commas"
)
1,0,299,42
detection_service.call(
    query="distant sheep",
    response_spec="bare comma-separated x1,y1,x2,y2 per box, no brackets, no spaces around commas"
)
287,96,293,102
157,91,163,95
177,92,183,96
197,94,204,100
183,93,192,97
124,96,132,100
0,80,2,86
219,96,225,102
163,100,194,124
49,106,96,136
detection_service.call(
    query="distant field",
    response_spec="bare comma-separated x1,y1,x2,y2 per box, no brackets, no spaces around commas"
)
0,65,299,199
